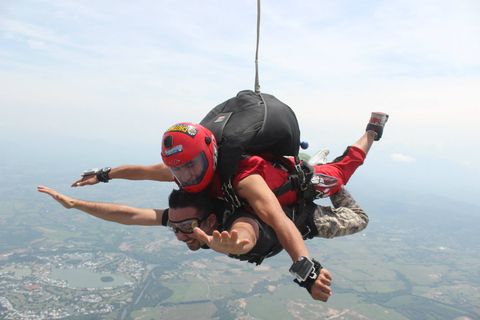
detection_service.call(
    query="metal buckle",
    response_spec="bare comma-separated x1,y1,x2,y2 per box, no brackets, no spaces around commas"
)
222,180,241,208
295,162,308,191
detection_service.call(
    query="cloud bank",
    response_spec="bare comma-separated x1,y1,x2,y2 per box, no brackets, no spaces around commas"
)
391,153,416,163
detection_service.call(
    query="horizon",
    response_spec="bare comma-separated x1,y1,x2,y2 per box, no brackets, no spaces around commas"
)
1,1,480,206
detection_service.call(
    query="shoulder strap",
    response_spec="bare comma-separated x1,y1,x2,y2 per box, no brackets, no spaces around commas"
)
273,157,315,199
221,175,242,209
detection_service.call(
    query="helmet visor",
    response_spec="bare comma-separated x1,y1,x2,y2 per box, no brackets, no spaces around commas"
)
170,152,209,188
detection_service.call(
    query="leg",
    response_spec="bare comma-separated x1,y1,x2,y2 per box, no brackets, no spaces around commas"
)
312,188,369,238
314,146,366,196
352,131,376,155
311,112,388,196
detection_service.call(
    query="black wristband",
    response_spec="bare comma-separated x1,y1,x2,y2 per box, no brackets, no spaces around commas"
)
162,209,169,226
96,167,111,183
293,259,323,294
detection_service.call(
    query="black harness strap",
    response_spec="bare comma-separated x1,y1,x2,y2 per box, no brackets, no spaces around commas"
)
229,159,316,265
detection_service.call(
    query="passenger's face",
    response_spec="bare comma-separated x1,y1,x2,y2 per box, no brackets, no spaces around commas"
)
170,153,208,188
168,207,212,251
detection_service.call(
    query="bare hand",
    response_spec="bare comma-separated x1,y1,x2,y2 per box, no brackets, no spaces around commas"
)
193,228,250,255
37,186,75,209
309,268,333,302
71,174,99,187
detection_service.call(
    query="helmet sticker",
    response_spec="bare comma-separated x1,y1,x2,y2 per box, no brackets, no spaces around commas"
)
165,145,183,157
166,124,198,137
168,159,181,166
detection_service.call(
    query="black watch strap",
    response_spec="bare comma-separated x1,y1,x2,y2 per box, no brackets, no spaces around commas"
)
96,167,111,183
293,258,323,294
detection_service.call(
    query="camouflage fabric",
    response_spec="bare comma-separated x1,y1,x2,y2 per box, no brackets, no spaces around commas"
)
312,188,368,239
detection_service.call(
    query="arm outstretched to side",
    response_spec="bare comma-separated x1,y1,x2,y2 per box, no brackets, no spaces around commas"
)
38,186,164,226
71,163,174,187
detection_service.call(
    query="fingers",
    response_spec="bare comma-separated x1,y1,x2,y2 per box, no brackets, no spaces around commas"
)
200,229,250,254
310,281,332,302
211,230,222,243
193,227,212,243
212,230,234,244
218,230,249,246
310,269,333,302
37,186,73,209
320,268,332,281
71,179,82,187
71,175,98,187
38,186,63,201
222,230,234,242
37,186,55,196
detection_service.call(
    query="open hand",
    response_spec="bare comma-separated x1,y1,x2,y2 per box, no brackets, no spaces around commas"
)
71,174,99,187
37,186,75,209
193,228,251,255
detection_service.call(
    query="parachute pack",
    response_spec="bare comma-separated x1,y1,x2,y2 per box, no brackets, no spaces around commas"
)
200,90,306,207
200,90,300,175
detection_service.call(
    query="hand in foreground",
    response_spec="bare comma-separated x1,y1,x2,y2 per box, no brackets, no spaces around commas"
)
309,268,333,302
71,174,99,187
37,186,75,209
193,228,251,255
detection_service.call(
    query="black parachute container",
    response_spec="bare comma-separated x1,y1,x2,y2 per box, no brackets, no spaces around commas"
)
200,89,301,206
200,90,300,177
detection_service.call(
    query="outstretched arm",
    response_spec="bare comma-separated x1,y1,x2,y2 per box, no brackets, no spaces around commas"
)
237,175,332,302
313,188,369,239
193,217,259,255
237,175,309,261
71,163,174,187
38,186,164,226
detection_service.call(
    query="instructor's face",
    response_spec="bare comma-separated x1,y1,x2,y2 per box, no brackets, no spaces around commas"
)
170,153,208,188
168,207,210,251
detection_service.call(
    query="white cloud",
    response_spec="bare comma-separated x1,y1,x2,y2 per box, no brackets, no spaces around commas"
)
458,160,478,168
0,0,479,167
391,153,416,163
27,39,45,48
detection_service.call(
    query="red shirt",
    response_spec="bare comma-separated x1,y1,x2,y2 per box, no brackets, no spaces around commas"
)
207,146,366,206
208,156,299,207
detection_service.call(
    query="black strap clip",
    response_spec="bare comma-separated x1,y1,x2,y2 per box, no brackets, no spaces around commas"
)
293,258,323,294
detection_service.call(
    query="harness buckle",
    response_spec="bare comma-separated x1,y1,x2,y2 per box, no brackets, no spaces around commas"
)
301,226,311,239
295,162,308,191
221,178,242,208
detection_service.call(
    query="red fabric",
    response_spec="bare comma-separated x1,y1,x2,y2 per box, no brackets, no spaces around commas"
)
208,156,298,207
312,146,366,197
208,146,366,207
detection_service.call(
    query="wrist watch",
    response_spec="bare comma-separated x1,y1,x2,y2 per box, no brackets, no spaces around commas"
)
290,256,316,282
96,167,112,183
83,168,99,176
290,256,323,293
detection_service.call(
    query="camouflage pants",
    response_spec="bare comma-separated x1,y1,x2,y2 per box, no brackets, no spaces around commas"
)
312,188,368,239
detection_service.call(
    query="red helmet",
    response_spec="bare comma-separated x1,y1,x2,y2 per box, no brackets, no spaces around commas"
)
161,123,217,193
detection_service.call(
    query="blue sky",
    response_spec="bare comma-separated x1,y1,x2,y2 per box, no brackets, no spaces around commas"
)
1,0,479,205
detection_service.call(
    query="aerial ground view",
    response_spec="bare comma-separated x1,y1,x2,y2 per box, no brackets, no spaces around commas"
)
1,0,480,319
1,171,479,320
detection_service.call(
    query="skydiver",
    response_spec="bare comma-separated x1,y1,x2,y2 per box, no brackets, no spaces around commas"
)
38,181,368,302
69,112,388,302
